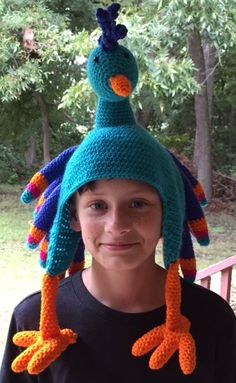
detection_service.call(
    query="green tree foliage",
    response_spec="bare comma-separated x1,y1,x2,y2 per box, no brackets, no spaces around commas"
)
0,0,236,185
212,46,236,176
0,0,95,179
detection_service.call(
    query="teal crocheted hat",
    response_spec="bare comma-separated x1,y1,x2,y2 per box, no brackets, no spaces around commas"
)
44,6,185,277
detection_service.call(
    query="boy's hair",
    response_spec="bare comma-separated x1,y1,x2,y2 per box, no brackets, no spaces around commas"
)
78,181,96,195
12,2,209,377
69,182,95,206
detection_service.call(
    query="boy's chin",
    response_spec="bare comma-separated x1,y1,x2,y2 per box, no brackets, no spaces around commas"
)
92,254,155,272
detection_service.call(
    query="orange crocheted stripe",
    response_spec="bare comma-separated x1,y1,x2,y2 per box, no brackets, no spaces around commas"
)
27,225,46,246
179,258,196,271
35,194,45,213
179,258,197,281
39,238,48,264
188,218,208,243
40,238,48,253
31,172,48,192
189,217,206,230
193,182,207,204
26,172,48,200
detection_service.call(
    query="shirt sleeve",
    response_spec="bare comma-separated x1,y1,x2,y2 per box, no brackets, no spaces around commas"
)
214,302,236,383
0,310,38,383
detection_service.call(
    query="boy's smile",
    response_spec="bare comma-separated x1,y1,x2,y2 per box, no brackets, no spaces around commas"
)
71,179,162,272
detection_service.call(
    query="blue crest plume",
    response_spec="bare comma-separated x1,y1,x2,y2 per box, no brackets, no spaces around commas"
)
96,3,127,51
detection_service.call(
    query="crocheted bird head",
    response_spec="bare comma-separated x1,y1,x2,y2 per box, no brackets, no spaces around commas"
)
87,3,138,102
87,44,138,101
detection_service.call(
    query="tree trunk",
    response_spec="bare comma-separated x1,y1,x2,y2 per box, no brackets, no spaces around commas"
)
33,91,51,164
24,135,36,166
188,28,212,201
203,43,216,124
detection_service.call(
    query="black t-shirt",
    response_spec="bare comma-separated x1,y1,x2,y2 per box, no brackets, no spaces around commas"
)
0,271,236,383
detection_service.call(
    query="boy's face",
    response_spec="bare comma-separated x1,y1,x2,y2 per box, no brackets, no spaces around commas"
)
71,179,162,272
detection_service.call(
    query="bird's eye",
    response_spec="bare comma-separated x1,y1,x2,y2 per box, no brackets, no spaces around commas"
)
93,56,99,64
123,52,129,59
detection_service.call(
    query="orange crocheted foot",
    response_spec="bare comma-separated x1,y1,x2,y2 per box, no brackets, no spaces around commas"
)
11,328,77,374
132,315,196,375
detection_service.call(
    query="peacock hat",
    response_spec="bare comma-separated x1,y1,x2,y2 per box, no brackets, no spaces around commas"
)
12,3,209,377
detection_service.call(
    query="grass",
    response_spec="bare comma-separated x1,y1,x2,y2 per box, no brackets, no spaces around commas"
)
0,184,236,361
194,210,236,268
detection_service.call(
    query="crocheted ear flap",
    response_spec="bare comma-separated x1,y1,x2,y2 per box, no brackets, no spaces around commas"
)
20,145,85,273
179,219,197,282
169,152,209,283
132,155,209,373
169,151,207,207
12,148,85,374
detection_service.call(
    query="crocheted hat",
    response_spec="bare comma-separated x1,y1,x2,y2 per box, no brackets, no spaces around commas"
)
12,3,209,377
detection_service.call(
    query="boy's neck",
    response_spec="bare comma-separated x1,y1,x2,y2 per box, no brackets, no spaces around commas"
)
82,260,166,313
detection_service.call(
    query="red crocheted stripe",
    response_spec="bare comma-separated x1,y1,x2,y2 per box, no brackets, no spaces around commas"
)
68,261,85,276
27,226,46,245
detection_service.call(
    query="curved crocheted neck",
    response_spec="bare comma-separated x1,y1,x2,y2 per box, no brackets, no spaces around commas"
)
95,98,136,128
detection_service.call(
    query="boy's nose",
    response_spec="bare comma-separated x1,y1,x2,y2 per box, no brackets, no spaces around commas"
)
105,208,131,234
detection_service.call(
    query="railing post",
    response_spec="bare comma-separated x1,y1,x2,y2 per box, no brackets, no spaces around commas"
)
220,267,233,302
200,276,211,289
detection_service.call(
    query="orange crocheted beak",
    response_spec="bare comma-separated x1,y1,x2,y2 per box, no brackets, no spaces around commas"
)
109,74,132,97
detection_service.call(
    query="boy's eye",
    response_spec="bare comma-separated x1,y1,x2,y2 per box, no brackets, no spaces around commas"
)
130,200,147,208
89,202,106,210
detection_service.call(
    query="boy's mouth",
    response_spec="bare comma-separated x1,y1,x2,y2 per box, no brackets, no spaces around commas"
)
100,242,138,251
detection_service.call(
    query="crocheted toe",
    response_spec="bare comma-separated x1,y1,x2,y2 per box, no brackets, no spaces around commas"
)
12,329,77,374
11,332,41,373
148,317,193,371
132,315,196,375
13,330,39,348
132,324,165,356
179,332,196,375
149,332,178,369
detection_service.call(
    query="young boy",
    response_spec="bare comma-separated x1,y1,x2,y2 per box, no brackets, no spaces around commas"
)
1,3,235,382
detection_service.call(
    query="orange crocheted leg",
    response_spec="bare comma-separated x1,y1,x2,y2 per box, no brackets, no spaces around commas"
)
132,261,196,375
11,274,77,375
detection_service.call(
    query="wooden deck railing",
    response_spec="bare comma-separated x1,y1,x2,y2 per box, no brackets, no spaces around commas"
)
195,255,236,303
